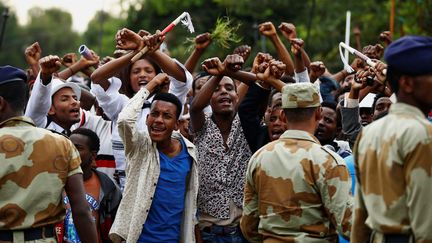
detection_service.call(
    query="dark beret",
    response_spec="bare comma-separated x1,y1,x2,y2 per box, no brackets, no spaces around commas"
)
384,35,432,75
0,65,27,85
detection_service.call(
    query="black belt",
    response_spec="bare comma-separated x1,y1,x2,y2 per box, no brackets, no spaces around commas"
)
384,234,411,243
0,225,55,241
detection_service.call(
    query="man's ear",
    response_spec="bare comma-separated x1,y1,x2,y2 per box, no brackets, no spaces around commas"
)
174,119,179,131
48,105,56,116
315,106,323,122
280,109,287,123
91,151,97,163
399,75,415,94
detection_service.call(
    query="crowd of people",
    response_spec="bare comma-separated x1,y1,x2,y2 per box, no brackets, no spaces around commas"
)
1,20,431,243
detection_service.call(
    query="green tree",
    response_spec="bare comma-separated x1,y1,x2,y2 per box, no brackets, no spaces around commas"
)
0,3,26,67
82,10,125,58
23,7,80,58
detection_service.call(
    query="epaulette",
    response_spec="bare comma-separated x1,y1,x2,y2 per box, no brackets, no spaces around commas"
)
47,129,70,139
320,146,342,165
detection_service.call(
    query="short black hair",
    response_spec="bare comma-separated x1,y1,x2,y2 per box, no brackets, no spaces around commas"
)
152,92,182,119
0,81,28,111
283,107,318,123
192,72,210,95
71,128,100,153
321,101,341,128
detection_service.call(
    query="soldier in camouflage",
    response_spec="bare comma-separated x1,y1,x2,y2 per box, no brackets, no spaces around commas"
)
240,82,353,242
352,36,432,243
0,66,98,243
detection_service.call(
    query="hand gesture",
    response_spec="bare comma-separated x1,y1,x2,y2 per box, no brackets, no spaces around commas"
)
269,59,286,79
278,22,297,40
233,45,252,63
195,32,212,50
373,44,384,59
290,38,304,56
143,30,165,53
224,54,244,72
350,57,365,72
61,53,77,67
152,73,170,86
379,31,392,46
252,52,273,74
201,57,225,76
370,60,387,84
309,61,326,78
138,29,150,37
79,49,100,68
353,69,372,90
116,28,144,50
24,42,42,66
39,55,61,75
259,22,277,37
101,56,115,65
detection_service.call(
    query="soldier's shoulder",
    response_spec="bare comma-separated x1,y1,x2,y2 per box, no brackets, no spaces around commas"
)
319,145,346,166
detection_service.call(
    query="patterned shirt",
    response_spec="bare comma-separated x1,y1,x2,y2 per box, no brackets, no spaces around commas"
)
0,116,82,230
195,114,252,219
241,130,353,243
109,88,199,243
352,103,432,242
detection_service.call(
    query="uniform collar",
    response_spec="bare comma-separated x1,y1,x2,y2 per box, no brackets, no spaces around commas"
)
389,102,427,118
0,116,35,128
279,129,321,144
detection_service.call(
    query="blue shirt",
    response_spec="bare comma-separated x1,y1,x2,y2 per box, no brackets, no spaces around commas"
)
138,139,192,242
339,155,356,243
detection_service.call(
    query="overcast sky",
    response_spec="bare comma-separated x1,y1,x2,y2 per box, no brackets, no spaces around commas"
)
4,0,125,33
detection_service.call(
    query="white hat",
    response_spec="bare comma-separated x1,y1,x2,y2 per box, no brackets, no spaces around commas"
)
359,93,376,108
50,78,81,100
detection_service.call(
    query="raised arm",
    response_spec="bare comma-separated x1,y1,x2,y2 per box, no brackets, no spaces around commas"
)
309,61,326,83
25,55,62,127
259,22,294,76
24,42,42,77
190,57,226,132
58,50,100,81
279,22,311,68
184,32,212,73
91,28,145,84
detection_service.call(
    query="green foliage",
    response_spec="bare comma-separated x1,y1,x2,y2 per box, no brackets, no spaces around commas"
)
0,0,430,73
83,11,125,58
0,4,25,67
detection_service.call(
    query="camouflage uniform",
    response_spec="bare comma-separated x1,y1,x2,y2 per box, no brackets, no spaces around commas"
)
0,116,82,241
352,103,432,242
240,83,353,242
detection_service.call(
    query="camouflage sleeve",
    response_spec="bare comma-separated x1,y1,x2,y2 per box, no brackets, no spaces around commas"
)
351,131,371,243
66,138,83,177
240,156,262,243
404,138,432,241
351,175,371,243
320,158,353,239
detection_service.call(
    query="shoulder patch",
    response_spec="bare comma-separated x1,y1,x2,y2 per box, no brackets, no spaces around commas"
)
320,146,343,165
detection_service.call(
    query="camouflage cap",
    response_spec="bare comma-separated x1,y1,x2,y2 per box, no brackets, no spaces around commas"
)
282,83,320,108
